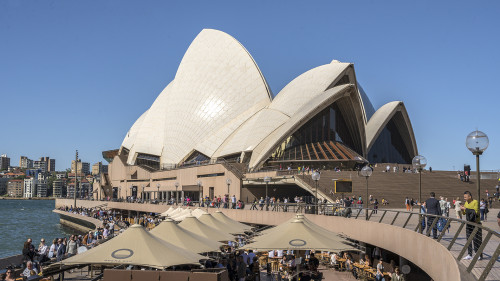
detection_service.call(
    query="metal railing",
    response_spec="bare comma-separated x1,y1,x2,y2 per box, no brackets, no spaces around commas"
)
263,203,500,281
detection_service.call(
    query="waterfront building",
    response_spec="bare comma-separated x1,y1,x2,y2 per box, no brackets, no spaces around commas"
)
0,177,8,195
53,179,66,198
36,180,47,197
19,156,33,169
7,179,23,197
101,29,417,201
0,154,10,171
23,177,37,198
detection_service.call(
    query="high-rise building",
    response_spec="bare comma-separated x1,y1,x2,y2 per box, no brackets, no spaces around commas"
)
0,155,10,171
53,179,66,198
40,157,55,172
19,156,33,169
7,179,23,197
23,177,37,198
71,160,90,175
33,160,47,174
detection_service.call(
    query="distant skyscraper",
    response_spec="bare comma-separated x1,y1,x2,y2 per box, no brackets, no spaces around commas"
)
19,156,33,169
0,154,10,171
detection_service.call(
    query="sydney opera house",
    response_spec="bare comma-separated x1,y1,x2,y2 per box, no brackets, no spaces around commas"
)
101,29,417,202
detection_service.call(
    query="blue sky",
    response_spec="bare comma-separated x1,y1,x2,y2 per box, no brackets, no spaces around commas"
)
0,0,499,171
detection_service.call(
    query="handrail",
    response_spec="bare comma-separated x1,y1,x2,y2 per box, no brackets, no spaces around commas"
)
264,203,500,281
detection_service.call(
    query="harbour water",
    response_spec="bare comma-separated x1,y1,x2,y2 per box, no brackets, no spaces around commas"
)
0,199,74,259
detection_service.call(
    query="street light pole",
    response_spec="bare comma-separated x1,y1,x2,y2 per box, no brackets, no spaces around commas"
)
412,155,427,205
175,182,179,205
73,150,78,209
360,166,372,220
156,184,160,202
226,178,232,196
466,130,489,200
197,181,202,207
264,176,271,211
311,172,321,215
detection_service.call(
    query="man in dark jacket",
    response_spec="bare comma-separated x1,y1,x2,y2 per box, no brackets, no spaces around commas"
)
425,192,442,239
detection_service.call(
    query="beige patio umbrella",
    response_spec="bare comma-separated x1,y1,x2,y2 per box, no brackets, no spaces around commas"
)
212,211,252,232
259,214,342,239
59,224,204,269
159,206,175,217
191,208,208,218
245,220,355,251
197,213,245,234
178,215,234,242
168,207,184,217
172,209,193,221
170,207,192,219
150,218,223,253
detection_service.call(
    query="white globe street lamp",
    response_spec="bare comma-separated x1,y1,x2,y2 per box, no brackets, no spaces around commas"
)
174,182,179,205
466,130,489,199
360,166,373,220
412,155,427,205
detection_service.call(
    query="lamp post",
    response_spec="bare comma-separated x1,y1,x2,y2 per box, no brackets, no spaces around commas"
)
226,178,232,196
412,155,427,205
466,130,489,199
360,166,373,220
197,180,202,207
118,187,121,200
175,182,179,205
311,172,321,215
264,176,271,211
141,185,145,202
156,183,160,202
73,150,78,209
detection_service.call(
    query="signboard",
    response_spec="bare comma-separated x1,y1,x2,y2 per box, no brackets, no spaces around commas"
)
334,180,352,193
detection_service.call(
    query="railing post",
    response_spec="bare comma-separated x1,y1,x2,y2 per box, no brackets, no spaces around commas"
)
467,231,492,272
402,213,413,229
478,244,500,281
447,222,465,250
425,216,439,237
457,225,479,260
436,219,452,242
390,212,399,226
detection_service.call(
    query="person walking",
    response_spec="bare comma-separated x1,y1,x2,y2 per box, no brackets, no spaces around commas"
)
405,197,410,211
454,197,462,219
425,192,442,239
461,191,483,260
480,199,487,221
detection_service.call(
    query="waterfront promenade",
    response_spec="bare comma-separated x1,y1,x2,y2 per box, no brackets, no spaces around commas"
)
54,198,500,281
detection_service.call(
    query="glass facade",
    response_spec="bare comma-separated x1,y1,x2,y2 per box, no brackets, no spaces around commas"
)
272,101,362,158
367,118,412,164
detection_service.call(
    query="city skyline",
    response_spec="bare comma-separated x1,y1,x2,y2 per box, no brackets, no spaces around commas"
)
1,1,499,170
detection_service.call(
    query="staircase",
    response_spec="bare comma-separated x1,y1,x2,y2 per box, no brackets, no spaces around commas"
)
296,169,499,207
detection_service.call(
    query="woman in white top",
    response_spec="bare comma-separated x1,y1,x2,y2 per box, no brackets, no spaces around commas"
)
454,197,462,219
48,238,57,258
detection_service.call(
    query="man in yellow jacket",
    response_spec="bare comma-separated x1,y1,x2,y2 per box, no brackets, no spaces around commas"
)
460,191,483,260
